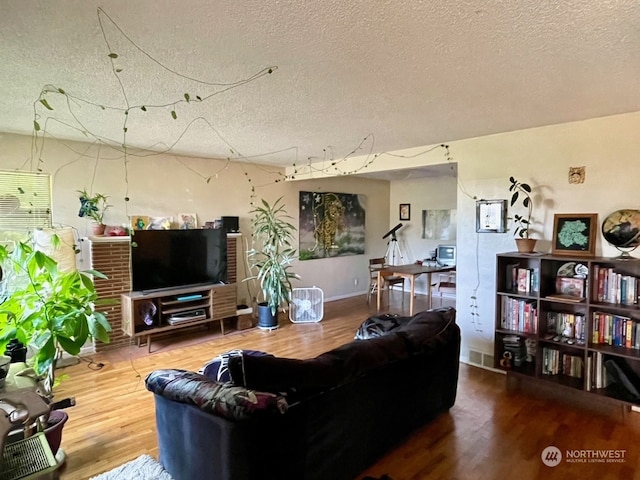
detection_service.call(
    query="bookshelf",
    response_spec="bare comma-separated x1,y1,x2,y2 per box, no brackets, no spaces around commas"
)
495,252,640,414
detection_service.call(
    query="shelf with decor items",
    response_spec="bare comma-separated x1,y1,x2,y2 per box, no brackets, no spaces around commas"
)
495,252,640,418
121,283,237,352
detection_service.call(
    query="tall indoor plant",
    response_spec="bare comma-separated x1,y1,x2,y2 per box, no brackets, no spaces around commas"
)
247,197,299,329
508,176,537,253
0,240,112,396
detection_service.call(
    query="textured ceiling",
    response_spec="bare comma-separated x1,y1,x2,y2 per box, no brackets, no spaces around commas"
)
1,0,639,169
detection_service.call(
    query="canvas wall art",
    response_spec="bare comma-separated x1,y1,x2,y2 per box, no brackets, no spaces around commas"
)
422,209,456,240
299,191,366,260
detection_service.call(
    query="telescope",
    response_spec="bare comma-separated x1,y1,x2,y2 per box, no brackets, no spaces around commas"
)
382,223,403,240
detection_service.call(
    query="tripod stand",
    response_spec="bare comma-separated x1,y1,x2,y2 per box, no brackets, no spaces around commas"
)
384,233,404,265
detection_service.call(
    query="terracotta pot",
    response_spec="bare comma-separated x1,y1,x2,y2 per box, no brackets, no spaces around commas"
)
515,238,537,253
92,223,106,236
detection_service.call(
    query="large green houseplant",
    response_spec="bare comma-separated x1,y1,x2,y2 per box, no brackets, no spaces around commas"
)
0,239,112,396
246,197,299,329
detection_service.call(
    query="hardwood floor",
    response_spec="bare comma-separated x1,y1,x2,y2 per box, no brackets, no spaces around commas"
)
52,292,640,480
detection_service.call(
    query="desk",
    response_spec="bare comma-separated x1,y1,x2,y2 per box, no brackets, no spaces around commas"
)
376,264,455,316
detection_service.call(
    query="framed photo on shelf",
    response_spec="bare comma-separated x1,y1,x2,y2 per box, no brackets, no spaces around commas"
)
399,203,411,221
555,276,585,298
551,213,598,256
476,199,507,233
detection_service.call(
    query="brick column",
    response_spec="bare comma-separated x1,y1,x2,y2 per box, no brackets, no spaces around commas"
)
89,237,131,352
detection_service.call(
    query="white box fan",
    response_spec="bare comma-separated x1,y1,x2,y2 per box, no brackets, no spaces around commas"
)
289,287,324,323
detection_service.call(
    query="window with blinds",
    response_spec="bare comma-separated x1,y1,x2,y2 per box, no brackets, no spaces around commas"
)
0,171,52,232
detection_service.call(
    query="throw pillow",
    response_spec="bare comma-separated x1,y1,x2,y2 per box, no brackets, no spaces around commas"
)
354,314,411,340
199,349,273,383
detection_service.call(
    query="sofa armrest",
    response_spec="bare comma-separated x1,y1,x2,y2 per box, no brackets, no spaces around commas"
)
145,369,288,421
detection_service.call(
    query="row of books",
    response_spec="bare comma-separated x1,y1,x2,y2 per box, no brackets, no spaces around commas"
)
592,265,639,305
591,311,640,349
500,296,538,333
546,312,587,344
542,347,583,378
505,264,539,294
502,335,526,367
586,352,612,390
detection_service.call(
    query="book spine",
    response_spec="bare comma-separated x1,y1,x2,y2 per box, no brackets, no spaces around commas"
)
598,268,605,302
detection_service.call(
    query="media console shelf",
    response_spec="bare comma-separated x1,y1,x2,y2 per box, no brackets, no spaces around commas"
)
495,252,640,422
122,283,237,352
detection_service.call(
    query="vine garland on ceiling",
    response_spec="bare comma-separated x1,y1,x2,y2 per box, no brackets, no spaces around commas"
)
27,7,455,209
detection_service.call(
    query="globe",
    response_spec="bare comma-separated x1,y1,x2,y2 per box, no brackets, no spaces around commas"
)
601,209,640,257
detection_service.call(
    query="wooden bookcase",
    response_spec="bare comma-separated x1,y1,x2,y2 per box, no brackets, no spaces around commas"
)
495,252,640,416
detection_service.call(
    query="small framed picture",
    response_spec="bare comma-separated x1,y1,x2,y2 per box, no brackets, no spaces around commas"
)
399,203,411,221
476,199,507,233
555,276,585,298
552,213,598,256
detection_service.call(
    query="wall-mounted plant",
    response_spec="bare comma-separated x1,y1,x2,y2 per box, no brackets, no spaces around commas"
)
26,7,451,213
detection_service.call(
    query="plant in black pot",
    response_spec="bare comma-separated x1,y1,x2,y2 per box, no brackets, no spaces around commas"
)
246,197,299,330
508,176,540,253
0,238,112,457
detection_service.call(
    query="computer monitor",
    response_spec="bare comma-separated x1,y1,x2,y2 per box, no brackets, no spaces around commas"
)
436,245,456,267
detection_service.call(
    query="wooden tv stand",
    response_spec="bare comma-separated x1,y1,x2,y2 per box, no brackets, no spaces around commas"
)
121,283,236,352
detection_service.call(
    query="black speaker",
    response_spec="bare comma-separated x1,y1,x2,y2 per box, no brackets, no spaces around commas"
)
221,216,239,233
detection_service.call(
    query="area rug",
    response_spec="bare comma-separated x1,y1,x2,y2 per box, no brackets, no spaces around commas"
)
89,454,173,480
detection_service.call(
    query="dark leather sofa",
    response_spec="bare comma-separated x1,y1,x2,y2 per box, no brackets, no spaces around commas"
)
145,307,460,480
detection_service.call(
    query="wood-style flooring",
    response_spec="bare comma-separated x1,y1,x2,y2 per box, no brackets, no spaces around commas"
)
51,292,640,480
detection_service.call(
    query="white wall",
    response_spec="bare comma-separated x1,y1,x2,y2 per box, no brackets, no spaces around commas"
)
451,111,640,364
0,132,390,304
389,174,458,293
287,110,640,365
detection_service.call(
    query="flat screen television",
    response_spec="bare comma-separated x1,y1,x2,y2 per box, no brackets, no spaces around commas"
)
131,229,227,292
436,244,456,267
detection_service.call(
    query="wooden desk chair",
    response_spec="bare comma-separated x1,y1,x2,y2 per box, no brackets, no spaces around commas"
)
432,270,456,306
367,257,405,303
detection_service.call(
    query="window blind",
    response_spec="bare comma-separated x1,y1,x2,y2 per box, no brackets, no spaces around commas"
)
0,171,52,232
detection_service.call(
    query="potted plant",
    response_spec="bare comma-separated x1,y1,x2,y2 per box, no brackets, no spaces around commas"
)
508,176,537,253
246,197,299,330
77,189,111,235
0,239,112,454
